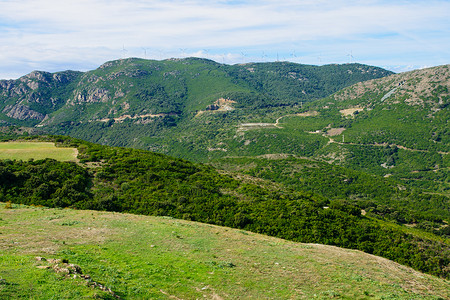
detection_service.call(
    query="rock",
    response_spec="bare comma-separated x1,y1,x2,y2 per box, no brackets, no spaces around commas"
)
3,104,46,120
35,256,46,261
68,264,82,274
53,265,70,274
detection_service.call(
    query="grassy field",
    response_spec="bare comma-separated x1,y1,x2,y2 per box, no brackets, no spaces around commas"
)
1,203,449,299
0,142,78,161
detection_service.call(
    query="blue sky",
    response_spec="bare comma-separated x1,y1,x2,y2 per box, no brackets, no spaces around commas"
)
0,0,449,79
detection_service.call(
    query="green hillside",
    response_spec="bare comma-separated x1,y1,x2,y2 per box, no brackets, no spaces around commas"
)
285,64,450,194
1,136,449,280
0,58,392,147
2,203,450,299
213,155,450,229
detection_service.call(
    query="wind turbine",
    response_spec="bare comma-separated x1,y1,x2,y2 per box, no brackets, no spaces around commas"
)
203,49,209,59
290,50,297,58
142,47,148,59
347,51,354,63
241,52,248,63
262,51,268,62
122,45,128,59
180,48,187,58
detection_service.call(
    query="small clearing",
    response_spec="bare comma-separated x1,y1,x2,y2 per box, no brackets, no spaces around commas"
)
196,98,236,117
237,123,278,131
0,142,78,162
297,111,319,117
340,107,364,117
326,128,346,136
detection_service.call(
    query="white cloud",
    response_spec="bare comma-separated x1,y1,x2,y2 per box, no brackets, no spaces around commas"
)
0,0,449,78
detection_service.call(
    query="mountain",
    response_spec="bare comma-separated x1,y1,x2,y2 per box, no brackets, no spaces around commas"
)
0,70,81,126
0,58,392,146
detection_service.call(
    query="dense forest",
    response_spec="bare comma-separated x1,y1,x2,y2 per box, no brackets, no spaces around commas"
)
1,135,449,279
213,156,450,233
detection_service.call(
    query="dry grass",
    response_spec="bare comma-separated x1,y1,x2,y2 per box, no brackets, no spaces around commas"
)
326,127,346,136
340,107,364,117
297,111,319,117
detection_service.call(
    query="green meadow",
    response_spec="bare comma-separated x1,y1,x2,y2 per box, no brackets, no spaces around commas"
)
0,142,77,161
1,203,449,299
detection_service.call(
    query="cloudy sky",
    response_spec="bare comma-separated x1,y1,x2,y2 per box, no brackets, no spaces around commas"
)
0,0,449,79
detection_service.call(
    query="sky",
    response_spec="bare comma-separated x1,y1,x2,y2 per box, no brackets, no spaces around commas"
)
0,0,449,79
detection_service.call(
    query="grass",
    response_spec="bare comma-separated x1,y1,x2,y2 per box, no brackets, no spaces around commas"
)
1,202,449,299
0,142,78,161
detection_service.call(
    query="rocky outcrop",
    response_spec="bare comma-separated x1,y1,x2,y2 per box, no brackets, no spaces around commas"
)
0,80,28,96
35,256,121,299
3,104,46,120
74,88,110,103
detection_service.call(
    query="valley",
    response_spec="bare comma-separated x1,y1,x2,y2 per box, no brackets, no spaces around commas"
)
0,58,449,298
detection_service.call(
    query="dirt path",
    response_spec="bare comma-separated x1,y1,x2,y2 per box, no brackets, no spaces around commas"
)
239,113,450,156
327,138,449,155
274,114,298,128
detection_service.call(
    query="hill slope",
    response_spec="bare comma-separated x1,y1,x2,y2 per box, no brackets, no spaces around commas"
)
291,64,449,193
198,64,448,194
1,136,449,280
1,203,449,299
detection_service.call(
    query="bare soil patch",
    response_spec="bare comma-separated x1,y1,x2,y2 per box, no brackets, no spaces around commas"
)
339,107,364,117
326,128,346,136
297,111,319,117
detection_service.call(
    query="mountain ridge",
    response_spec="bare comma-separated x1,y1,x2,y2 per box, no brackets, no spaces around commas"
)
0,58,392,127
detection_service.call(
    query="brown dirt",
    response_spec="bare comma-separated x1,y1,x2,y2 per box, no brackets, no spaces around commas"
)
339,107,364,117
326,128,346,136
297,111,319,117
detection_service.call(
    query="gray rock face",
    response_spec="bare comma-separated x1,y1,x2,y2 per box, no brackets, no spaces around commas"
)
74,88,110,103
3,104,46,120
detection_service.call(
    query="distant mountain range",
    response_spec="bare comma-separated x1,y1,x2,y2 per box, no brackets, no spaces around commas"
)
0,58,391,127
